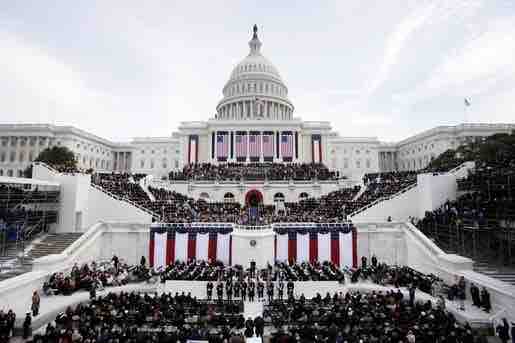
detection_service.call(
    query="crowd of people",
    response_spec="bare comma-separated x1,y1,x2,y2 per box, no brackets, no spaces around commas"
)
42,258,151,297
91,169,423,224
168,163,340,182
264,290,479,343
30,292,248,343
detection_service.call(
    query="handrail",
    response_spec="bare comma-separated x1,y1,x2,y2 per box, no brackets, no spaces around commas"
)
349,182,417,217
90,183,161,220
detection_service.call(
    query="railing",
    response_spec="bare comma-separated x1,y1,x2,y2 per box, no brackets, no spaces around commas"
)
90,183,161,221
151,221,354,231
349,182,418,217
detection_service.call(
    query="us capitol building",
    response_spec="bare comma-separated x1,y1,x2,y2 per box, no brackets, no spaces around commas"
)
1,26,513,181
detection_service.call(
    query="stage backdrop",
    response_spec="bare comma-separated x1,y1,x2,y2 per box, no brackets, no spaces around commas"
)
149,223,357,269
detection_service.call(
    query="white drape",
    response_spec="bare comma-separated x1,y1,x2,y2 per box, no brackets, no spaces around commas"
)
153,232,167,271
175,232,188,262
339,232,353,268
196,233,209,261
276,234,289,262
313,140,320,163
216,234,230,265
296,233,309,263
190,140,197,163
317,233,331,262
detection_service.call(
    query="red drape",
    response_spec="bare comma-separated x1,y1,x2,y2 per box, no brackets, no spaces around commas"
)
208,234,217,262
309,235,318,263
187,234,196,261
331,237,340,266
166,237,175,266
288,236,297,263
149,236,155,267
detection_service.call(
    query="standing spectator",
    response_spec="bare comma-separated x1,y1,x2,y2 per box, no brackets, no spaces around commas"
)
371,254,378,268
23,313,31,339
470,283,481,307
481,287,491,313
457,276,466,311
497,318,510,343
361,256,367,268
511,321,515,343
31,290,40,316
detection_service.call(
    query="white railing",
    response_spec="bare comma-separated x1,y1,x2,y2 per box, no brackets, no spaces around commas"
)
90,183,161,220
349,182,418,217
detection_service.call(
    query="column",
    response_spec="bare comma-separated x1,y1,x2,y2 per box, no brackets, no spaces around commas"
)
246,130,250,162
278,131,282,161
260,131,264,162
214,131,217,162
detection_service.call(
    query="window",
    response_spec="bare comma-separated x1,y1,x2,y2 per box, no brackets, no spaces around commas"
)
18,170,23,177
356,160,361,169
174,160,179,168
10,152,15,162
7,170,13,177
140,160,145,168
356,149,360,154
150,160,154,169
366,159,371,168
343,158,348,169
1,139,7,147
11,138,17,147
19,152,24,162
162,158,167,169
20,139,26,147
0,153,5,162
0,170,3,176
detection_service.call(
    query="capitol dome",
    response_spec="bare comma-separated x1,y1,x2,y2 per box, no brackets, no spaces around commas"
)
216,25,294,121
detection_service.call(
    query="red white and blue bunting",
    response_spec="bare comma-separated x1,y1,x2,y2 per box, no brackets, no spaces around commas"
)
149,224,233,270
274,224,357,268
149,223,357,270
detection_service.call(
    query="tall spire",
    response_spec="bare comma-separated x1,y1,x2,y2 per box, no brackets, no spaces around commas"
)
249,24,262,55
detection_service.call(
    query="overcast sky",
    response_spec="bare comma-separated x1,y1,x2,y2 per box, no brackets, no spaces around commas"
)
1,0,515,142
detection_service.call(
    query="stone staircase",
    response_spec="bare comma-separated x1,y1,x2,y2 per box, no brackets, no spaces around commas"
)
0,233,83,281
28,233,83,259
473,261,515,286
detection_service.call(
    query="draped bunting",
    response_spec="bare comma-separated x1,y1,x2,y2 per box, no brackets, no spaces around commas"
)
274,225,357,267
149,224,234,268
150,223,357,269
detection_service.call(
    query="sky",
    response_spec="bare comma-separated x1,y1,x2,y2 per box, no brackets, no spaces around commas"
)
1,0,515,143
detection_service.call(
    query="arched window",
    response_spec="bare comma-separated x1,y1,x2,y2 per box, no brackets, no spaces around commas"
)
29,151,34,162
199,192,210,200
0,152,5,162
274,192,285,201
356,160,361,169
0,170,3,176
150,160,155,169
224,192,235,203
162,158,168,169
10,152,15,162
366,159,371,168
17,170,23,177
299,192,309,200
7,169,13,177
140,160,145,168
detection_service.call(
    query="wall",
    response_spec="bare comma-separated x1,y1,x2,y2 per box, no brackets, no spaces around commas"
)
84,186,152,228
417,172,457,217
352,184,419,222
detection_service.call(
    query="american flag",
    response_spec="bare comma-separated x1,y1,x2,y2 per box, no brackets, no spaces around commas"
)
216,134,228,158
262,134,274,158
249,133,261,157
235,134,247,158
281,134,293,158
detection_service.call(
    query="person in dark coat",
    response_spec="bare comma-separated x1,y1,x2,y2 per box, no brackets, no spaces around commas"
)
481,287,491,313
470,283,481,307
206,281,213,300
371,255,378,268
241,281,247,301
267,282,274,303
257,281,264,299
244,317,254,337
254,316,265,337
496,318,510,343
409,284,416,306
248,281,255,302
216,282,224,302
23,313,31,339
